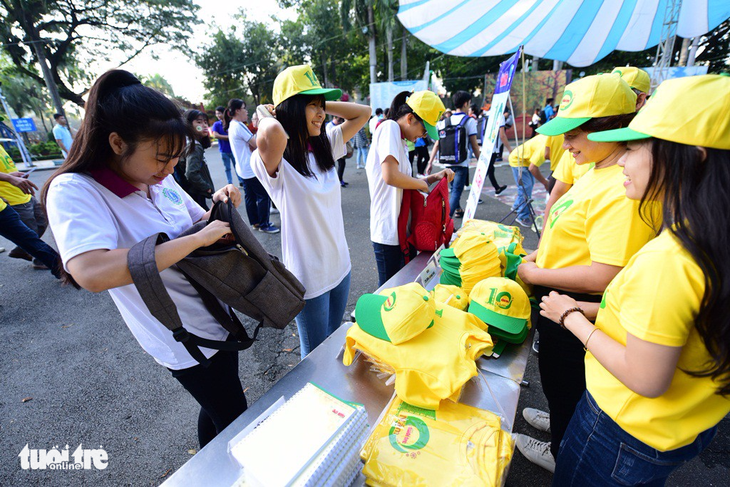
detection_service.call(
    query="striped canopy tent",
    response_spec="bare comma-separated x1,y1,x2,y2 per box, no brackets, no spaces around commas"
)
397,0,730,67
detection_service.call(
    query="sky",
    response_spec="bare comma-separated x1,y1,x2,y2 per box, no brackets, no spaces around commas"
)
120,1,296,103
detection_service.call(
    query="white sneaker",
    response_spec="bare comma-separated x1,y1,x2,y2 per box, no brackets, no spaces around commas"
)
523,408,551,433
513,433,555,473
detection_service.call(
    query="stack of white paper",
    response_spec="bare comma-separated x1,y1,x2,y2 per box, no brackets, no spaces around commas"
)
230,382,368,487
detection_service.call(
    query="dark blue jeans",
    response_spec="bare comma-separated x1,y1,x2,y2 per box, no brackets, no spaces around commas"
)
448,165,469,215
372,242,404,287
241,177,271,227
553,391,717,486
0,205,60,278
220,151,243,185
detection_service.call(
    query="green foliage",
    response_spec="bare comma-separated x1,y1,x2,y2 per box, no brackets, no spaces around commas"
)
7,141,61,162
0,0,198,106
141,74,175,97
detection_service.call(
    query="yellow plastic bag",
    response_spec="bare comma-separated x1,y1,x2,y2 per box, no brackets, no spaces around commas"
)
361,398,514,487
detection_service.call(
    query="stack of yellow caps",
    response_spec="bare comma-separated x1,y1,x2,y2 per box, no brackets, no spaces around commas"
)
439,232,501,294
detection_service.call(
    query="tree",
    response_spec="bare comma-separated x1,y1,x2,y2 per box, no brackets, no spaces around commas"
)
0,0,198,110
196,19,280,107
142,74,175,97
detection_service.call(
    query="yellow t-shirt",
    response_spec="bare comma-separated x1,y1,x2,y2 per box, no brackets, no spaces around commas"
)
545,135,566,171
536,163,655,271
508,135,547,168
0,145,31,206
587,231,730,451
553,150,593,185
343,305,493,409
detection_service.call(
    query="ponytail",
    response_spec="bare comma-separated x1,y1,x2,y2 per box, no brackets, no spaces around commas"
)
387,91,417,122
224,98,245,131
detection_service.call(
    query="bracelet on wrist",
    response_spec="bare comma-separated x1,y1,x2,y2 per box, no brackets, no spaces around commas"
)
583,327,599,351
558,307,584,329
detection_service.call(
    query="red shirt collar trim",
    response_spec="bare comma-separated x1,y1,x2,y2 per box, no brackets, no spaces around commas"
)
89,168,139,198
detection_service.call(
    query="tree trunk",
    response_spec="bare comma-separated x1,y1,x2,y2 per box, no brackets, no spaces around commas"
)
368,6,377,85
386,26,394,82
687,37,699,66
400,26,407,80
321,53,329,87
678,37,690,66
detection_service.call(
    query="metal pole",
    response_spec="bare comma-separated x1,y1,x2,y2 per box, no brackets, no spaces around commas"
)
0,86,34,167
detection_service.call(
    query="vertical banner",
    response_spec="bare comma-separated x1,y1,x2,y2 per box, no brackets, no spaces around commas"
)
463,47,522,223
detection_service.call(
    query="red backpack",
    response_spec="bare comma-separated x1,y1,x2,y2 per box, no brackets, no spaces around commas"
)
398,178,454,263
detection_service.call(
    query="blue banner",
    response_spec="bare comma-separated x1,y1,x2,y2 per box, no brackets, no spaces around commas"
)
494,47,522,95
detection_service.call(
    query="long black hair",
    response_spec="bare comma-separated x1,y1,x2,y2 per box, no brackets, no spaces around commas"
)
640,139,730,395
276,93,334,178
184,109,211,149
224,98,245,131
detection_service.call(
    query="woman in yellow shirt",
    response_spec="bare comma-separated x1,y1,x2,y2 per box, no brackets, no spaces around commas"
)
514,74,657,472
542,74,730,485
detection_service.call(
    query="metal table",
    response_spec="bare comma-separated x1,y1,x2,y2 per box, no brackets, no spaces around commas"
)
163,252,530,487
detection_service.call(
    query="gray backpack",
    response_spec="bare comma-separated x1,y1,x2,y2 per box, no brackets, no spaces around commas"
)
127,200,305,366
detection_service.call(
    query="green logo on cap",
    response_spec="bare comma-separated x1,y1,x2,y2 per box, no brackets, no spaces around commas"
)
304,70,319,87
487,288,513,309
383,292,397,312
560,90,574,111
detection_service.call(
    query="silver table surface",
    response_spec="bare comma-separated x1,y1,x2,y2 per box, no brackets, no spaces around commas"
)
162,252,530,487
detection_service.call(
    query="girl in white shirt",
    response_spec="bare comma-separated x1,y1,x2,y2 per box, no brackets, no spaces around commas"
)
251,65,370,358
366,90,453,286
42,70,245,448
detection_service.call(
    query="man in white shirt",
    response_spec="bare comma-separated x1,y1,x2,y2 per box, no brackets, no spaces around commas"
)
52,113,74,159
368,107,384,138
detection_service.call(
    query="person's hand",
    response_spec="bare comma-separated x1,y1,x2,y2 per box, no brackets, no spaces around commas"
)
522,250,538,263
259,104,276,119
542,182,549,192
440,168,455,183
9,174,37,195
195,220,233,247
424,162,433,175
212,184,242,208
517,261,538,284
539,291,579,324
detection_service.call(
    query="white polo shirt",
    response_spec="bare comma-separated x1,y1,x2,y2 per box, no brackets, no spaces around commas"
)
250,124,350,299
435,112,477,168
229,120,256,180
366,119,411,246
46,169,229,370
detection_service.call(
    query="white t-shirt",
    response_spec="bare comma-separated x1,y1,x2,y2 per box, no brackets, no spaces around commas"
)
369,115,382,136
46,171,229,370
366,119,411,246
250,125,350,299
436,112,477,168
229,120,255,180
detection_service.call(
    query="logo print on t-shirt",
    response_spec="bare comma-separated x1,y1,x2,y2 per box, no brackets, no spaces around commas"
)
549,198,574,229
162,188,183,206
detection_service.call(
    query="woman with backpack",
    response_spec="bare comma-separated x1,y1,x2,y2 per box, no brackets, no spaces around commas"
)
514,74,658,472
251,65,370,358
43,70,246,449
542,74,730,486
366,90,454,286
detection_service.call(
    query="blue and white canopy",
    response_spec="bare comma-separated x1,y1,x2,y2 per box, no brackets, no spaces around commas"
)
398,0,730,67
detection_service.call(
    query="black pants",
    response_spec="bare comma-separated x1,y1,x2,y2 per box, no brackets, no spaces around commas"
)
533,285,602,459
415,146,429,175
336,157,346,183
488,153,502,190
242,177,271,227
170,346,248,448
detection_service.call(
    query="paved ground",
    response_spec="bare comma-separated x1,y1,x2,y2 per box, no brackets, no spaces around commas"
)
1,149,728,486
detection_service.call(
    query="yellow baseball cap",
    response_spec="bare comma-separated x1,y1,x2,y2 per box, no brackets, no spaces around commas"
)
405,90,446,140
355,282,435,345
611,66,651,94
272,65,342,107
588,74,730,150
537,74,637,136
431,284,470,311
468,277,531,335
